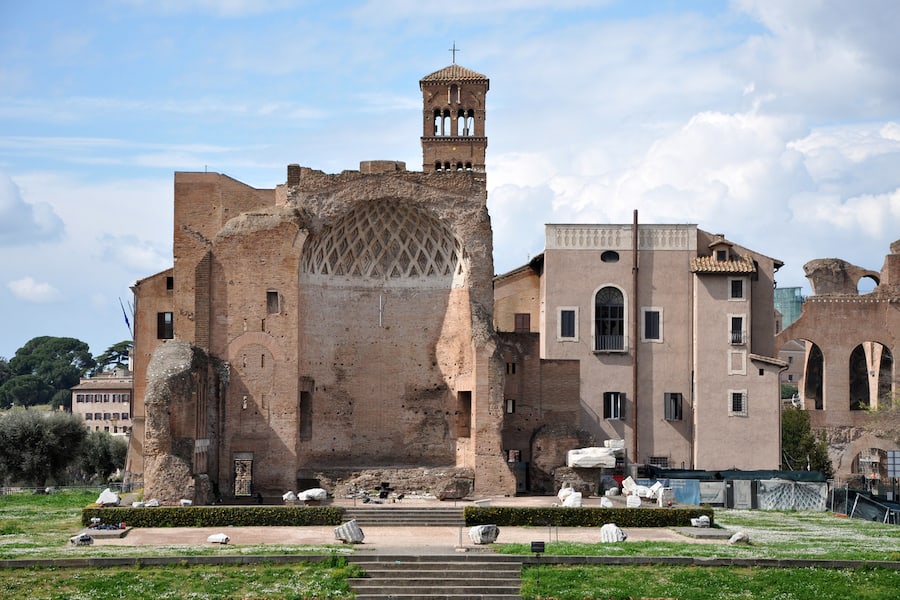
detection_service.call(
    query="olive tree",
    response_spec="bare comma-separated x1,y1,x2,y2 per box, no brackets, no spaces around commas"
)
0,409,87,487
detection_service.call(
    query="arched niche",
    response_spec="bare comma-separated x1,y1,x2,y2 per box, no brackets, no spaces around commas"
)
849,342,893,411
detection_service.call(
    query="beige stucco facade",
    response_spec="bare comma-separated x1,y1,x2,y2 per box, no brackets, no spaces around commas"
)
495,221,785,472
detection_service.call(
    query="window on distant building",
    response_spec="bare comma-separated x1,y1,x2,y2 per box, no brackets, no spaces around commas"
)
729,278,745,300
603,391,625,420
157,312,174,339
788,374,793,382
716,249,728,261
728,390,748,417
505,398,516,414
166,276,174,290
558,308,578,341
642,307,662,342
85,413,93,420
664,392,683,421
514,313,531,333
594,286,625,351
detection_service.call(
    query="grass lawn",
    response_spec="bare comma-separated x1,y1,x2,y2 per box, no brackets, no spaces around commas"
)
0,489,359,599
3,490,900,599
521,564,900,599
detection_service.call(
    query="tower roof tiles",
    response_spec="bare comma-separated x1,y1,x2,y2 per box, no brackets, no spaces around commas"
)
420,64,489,85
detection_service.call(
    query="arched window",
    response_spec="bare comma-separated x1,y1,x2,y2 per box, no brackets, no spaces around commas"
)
457,112,465,136
433,109,442,136
442,110,451,136
449,84,459,104
456,162,464,171
594,286,625,351
434,161,443,171
466,110,475,137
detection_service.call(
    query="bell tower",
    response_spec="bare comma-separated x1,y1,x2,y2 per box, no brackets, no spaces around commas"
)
420,55,489,173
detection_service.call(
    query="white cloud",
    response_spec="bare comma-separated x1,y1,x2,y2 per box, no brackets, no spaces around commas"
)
0,172,64,246
7,277,60,303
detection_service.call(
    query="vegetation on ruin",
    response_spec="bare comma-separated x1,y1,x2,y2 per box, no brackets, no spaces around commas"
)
781,406,833,477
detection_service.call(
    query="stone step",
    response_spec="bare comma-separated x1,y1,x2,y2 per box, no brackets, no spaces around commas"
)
343,506,466,526
348,557,523,600
360,569,520,579
352,587,521,596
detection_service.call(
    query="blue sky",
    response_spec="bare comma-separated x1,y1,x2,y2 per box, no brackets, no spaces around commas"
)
2,0,900,360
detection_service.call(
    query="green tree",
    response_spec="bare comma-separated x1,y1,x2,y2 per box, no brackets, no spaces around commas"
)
78,430,128,483
782,407,833,477
91,341,133,375
0,357,10,387
0,374,53,408
4,337,95,410
0,410,87,487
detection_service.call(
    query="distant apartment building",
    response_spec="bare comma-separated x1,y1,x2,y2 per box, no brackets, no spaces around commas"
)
71,370,133,436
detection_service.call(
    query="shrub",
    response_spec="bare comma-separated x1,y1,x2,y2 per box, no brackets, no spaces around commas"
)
464,506,713,528
82,505,345,527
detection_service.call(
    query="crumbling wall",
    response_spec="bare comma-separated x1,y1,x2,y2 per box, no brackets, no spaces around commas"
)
803,258,880,295
143,341,211,505
529,424,595,494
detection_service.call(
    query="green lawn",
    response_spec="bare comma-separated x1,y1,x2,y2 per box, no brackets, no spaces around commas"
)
3,491,900,599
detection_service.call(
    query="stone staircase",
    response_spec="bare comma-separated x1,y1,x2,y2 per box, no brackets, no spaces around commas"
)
342,505,466,527
348,554,523,599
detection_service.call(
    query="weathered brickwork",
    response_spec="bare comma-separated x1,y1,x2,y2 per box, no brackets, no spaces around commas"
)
129,65,526,502
776,240,900,486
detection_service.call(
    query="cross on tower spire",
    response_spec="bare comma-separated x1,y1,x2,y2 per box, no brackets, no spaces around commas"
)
449,41,460,64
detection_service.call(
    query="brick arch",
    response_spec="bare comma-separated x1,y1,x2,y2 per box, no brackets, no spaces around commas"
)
227,331,287,364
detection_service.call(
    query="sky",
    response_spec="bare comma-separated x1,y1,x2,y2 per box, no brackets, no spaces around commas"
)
2,0,900,361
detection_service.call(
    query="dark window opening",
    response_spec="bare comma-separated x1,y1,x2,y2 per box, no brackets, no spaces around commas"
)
664,392,683,421
514,312,531,333
560,310,576,338
266,290,280,314
730,279,744,299
730,392,746,416
506,362,517,375
595,287,624,351
603,391,624,420
299,391,312,440
730,316,744,344
716,249,728,261
166,276,174,290
456,391,472,438
600,250,619,263
157,312,174,339
644,310,660,340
